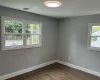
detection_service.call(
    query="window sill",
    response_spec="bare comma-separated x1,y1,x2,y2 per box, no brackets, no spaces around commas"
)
88,47,100,51
2,44,42,51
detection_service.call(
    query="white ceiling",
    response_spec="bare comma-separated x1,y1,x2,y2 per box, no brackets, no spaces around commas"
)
0,0,100,18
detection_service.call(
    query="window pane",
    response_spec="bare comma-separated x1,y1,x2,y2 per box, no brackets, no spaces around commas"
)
5,34,23,46
27,35,39,45
5,21,23,33
91,36,100,47
92,26,100,36
26,24,40,34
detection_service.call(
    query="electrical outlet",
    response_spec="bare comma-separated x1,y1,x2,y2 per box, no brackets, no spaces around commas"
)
68,57,70,60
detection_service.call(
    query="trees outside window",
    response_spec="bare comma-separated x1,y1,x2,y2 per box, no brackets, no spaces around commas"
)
2,17,42,50
88,23,100,51
91,26,100,47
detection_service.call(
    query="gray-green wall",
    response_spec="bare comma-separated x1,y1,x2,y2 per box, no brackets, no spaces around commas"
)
57,15,100,73
0,6,57,76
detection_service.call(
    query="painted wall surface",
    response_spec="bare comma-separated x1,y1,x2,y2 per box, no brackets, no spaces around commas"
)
0,6,57,76
1,5,100,77
57,15,100,72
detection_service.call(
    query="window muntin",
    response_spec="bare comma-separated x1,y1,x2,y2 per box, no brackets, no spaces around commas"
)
88,24,100,50
26,34,39,45
5,34,23,46
90,26,100,48
26,24,40,34
2,17,42,50
4,20,23,47
25,23,41,45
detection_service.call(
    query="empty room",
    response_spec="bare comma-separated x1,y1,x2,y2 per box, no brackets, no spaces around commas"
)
0,0,100,80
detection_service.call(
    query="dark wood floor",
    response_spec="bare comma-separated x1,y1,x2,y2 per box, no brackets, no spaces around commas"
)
7,63,100,80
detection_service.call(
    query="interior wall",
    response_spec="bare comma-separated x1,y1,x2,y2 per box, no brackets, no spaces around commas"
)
0,6,57,76
1,5,100,77
57,14,100,73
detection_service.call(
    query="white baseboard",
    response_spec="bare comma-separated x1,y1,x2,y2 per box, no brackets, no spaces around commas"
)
56,60,100,77
0,60,100,80
0,60,57,80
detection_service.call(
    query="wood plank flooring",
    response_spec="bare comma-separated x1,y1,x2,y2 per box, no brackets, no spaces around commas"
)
7,63,100,80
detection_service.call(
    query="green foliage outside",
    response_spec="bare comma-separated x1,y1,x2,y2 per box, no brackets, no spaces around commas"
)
5,21,22,33
92,26,100,41
91,36,97,41
26,24,39,34
5,21,39,44
26,24,39,44
27,35,39,44
92,26,100,33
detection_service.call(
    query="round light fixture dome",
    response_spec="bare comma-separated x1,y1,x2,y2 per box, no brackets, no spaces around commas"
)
44,0,62,8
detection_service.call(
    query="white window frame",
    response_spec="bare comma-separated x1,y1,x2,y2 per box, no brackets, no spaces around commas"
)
1,16,42,50
88,23,100,51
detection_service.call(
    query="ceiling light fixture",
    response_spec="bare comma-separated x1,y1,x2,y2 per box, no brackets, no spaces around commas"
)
44,0,62,8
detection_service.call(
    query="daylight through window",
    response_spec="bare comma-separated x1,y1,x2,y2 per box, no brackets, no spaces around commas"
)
2,17,42,50
88,23,100,50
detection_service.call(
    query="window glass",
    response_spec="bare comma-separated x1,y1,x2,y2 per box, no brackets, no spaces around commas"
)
90,26,100,48
5,34,23,46
26,35,39,45
26,24,40,34
4,20,23,33
92,26,100,36
2,17,42,50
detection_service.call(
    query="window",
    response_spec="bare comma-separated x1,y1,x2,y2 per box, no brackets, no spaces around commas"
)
1,16,42,50
88,23,100,50
26,23,40,45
